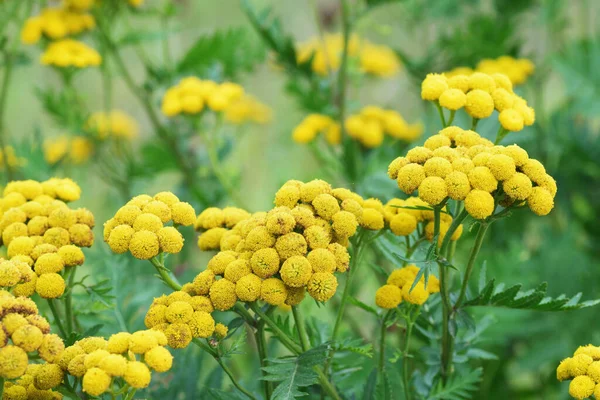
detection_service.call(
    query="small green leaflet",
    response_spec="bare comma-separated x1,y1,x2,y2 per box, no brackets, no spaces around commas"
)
428,368,483,400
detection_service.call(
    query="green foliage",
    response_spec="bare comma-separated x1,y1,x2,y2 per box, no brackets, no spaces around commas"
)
464,267,600,311
428,368,483,400
177,28,266,80
262,345,328,400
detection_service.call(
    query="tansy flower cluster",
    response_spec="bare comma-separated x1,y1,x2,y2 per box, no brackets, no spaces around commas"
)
0,290,63,400
0,179,93,299
44,135,93,166
383,197,463,244
445,56,535,86
422,72,535,133
104,192,196,260
375,265,440,308
296,33,400,77
344,106,423,148
41,39,102,68
86,110,140,140
21,7,95,45
193,180,388,309
388,126,557,219
0,146,27,170
292,114,341,145
161,77,270,122
143,290,228,349
556,344,600,399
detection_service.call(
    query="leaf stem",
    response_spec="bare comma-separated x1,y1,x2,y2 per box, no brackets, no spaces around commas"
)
149,256,182,291
378,310,392,372
454,222,489,309
435,102,447,127
249,302,302,354
437,206,451,385
446,110,456,127
402,306,420,400
494,126,508,145
47,299,67,338
471,118,480,130
64,266,76,334
292,306,311,352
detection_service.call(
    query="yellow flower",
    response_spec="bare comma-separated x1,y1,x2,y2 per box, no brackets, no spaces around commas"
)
107,225,135,253
331,211,358,238
421,73,448,101
424,157,453,178
157,227,184,254
527,187,554,216
58,244,85,266
44,136,69,165
464,190,495,220
307,272,337,302
390,212,417,236
35,273,65,298
82,367,112,396
465,89,494,119
569,354,593,376
165,323,193,349
439,88,466,110
418,176,447,206
396,164,426,194
235,273,262,302
275,233,308,261
275,184,301,209
359,43,400,77
468,72,497,93
188,311,215,338
402,281,429,305
144,346,173,372
214,323,228,339
445,171,471,200
265,211,296,235
170,202,196,226
280,256,312,287
499,109,524,132
468,167,498,193
33,363,63,390
12,325,43,352
106,332,131,354
261,278,288,305
360,208,384,230
209,279,238,311
207,252,236,275
224,259,252,283
98,354,127,377
41,39,101,68
0,345,28,379
375,285,402,308
128,230,160,259
87,111,139,140
569,375,595,400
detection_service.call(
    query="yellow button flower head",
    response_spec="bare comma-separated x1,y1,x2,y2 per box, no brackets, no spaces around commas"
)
35,273,65,298
98,354,127,377
396,164,426,194
402,282,429,305
124,361,151,389
468,167,498,193
439,88,467,110
418,176,448,206
574,345,600,360
424,157,453,178
82,367,111,396
265,211,295,235
235,273,262,302
157,227,184,254
207,252,236,275
170,202,196,226
421,73,448,101
375,285,402,308
107,225,135,254
527,187,554,216
261,278,288,306
275,233,308,261
188,311,215,338
447,74,470,92
209,279,237,311
12,325,43,352
360,208,384,230
499,109,524,131
464,190,494,220
165,301,194,324
165,323,192,349
445,171,471,200
307,272,337,302
224,259,252,283
390,212,417,236
569,375,595,399
33,363,63,390
465,89,494,119
0,345,28,379
41,39,101,68
144,346,173,372
280,256,312,287
129,230,160,259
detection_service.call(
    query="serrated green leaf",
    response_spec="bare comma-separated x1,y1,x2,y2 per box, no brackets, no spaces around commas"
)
348,296,379,316
428,368,483,400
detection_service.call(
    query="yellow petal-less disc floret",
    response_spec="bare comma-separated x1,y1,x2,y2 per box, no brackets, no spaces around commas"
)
129,230,160,259
124,361,151,389
261,278,288,305
465,89,494,119
82,367,111,396
421,73,448,101
209,279,237,311
464,190,494,220
418,176,448,206
375,285,402,308
439,88,466,110
307,272,337,302
569,376,595,400
144,346,173,372
280,256,312,287
235,273,262,302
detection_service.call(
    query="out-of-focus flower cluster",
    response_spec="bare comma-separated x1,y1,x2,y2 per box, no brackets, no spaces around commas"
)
0,179,94,299
388,126,557,219
344,106,423,148
422,72,535,132
40,39,101,68
86,110,140,140
0,147,27,170
296,33,401,77
161,77,271,124
375,264,440,308
104,192,196,260
44,135,93,166
292,114,341,145
21,7,95,44
444,56,535,86
557,345,600,399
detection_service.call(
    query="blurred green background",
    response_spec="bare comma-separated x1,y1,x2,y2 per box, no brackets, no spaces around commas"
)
3,0,600,398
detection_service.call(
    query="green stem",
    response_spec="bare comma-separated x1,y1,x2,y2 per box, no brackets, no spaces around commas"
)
255,323,272,399
454,223,489,309
292,306,311,352
437,206,451,385
193,339,257,400
494,126,508,145
314,367,343,400
47,299,67,338
471,118,479,130
446,110,456,127
64,266,76,334
435,102,447,127
439,207,468,257
378,310,392,372
150,256,182,291
249,302,302,354
123,388,137,400
0,377,4,398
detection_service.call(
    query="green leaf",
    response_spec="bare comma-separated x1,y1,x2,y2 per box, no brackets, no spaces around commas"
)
348,296,379,316
176,27,266,79
262,345,328,400
463,275,600,311
428,368,483,400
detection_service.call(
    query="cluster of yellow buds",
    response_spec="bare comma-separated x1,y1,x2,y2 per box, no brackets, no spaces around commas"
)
86,110,140,140
195,207,251,251
422,72,535,133
41,39,101,68
223,95,273,125
104,192,196,260
383,197,463,243
375,265,440,308
0,289,64,400
345,106,423,148
44,135,93,166
0,146,27,170
192,180,387,311
0,179,93,299
161,77,270,121
557,345,600,399
296,33,400,77
143,290,225,349
20,7,95,45
445,56,535,86
292,114,341,145
388,127,557,219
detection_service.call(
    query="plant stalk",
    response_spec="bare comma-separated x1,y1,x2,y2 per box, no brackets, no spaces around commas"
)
150,256,182,291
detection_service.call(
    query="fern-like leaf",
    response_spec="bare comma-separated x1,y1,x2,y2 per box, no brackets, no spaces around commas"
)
428,368,483,400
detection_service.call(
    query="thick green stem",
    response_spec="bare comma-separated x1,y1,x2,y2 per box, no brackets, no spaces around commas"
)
249,303,302,354
255,323,272,399
446,110,456,127
437,206,451,385
123,388,137,400
193,339,256,400
378,311,392,372
292,306,311,352
494,126,508,145
64,266,76,334
435,103,447,127
471,118,480,130
402,307,419,400
0,377,4,398
47,299,67,338
454,223,489,309
150,256,182,291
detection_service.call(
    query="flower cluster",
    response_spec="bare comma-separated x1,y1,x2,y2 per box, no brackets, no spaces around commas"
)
345,106,423,148
0,179,93,299
193,180,388,309
161,77,270,122
21,7,95,45
44,135,93,166
86,110,140,140
375,265,440,308
556,345,600,399
292,114,341,145
388,127,556,219
422,72,535,133
0,290,62,399
296,33,400,77
41,39,101,68
143,291,222,349
0,146,27,170
104,192,196,260
383,197,463,243
444,56,535,85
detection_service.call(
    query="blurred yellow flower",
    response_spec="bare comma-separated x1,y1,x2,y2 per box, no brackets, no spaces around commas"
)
21,8,95,45
87,111,139,140
40,39,101,68
44,135,93,165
